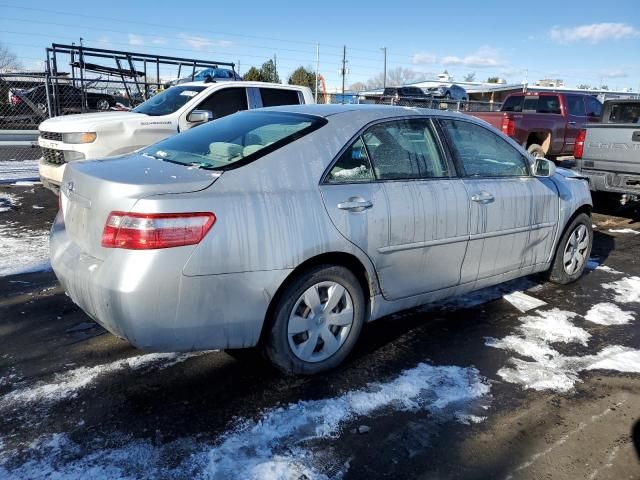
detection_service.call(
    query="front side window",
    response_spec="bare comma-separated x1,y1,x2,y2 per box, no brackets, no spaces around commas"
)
141,110,324,170
362,119,449,180
326,138,374,183
133,85,206,116
440,119,530,177
195,87,248,119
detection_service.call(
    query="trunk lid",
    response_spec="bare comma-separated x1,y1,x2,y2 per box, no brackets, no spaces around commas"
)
60,153,220,259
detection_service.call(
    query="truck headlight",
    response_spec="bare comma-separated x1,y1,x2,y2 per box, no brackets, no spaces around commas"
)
62,132,97,144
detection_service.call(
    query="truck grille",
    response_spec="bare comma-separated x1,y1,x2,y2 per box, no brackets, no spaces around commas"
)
39,131,63,142
42,147,66,165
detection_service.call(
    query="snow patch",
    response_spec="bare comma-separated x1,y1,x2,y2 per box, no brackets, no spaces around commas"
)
602,276,640,303
1,353,206,409
584,303,634,325
0,363,490,479
0,223,50,277
0,193,20,213
502,291,547,313
608,228,639,235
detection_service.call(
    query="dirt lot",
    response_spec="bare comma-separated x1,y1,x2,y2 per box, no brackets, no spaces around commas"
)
1,179,639,480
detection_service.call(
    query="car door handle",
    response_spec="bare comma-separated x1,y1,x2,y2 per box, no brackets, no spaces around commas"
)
471,191,495,204
337,197,373,212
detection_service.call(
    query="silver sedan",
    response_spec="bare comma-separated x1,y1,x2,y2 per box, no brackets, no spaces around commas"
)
50,105,593,374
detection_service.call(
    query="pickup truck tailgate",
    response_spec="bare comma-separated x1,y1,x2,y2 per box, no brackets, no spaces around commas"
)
582,125,640,174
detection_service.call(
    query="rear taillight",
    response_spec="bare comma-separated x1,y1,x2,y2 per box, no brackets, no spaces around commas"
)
501,115,516,137
101,212,215,250
574,129,586,159
10,94,21,106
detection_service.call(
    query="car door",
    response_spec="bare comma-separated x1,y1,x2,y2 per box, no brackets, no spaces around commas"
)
320,118,468,301
438,118,559,283
565,94,588,152
179,86,248,131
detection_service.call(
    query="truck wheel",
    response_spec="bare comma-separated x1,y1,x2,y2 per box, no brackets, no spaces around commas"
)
546,213,593,285
96,99,110,110
527,144,546,158
263,265,365,375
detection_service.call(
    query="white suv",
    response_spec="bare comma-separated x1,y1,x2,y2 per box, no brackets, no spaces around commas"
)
38,81,314,193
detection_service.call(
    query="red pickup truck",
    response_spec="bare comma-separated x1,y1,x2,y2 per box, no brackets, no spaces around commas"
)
467,92,602,160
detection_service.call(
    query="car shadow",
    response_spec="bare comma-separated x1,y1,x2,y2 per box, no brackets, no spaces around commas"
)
633,419,640,462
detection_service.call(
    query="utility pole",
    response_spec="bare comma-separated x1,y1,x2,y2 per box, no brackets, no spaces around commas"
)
237,60,241,76
273,53,278,82
381,47,387,89
315,43,319,103
341,45,347,103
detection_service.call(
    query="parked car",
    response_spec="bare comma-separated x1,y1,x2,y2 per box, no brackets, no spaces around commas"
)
377,86,431,105
426,84,468,101
37,81,314,193
167,67,242,87
574,99,640,198
467,92,602,159
50,104,593,375
12,84,116,116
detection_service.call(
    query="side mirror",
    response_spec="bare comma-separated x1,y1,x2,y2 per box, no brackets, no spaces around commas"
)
533,158,556,177
187,110,214,124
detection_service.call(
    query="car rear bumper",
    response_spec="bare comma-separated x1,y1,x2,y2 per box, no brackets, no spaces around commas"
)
579,169,640,194
50,214,292,351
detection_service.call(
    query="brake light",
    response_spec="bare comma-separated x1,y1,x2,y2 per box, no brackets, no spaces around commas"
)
574,129,586,159
501,115,516,137
101,212,215,250
10,94,21,106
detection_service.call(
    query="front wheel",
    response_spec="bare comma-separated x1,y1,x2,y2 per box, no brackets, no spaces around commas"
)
546,213,593,284
96,98,111,111
263,265,365,375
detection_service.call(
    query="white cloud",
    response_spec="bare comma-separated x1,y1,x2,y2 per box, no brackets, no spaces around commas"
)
412,52,437,65
441,46,504,68
128,33,145,46
550,23,639,44
96,36,112,49
600,70,629,79
178,34,232,50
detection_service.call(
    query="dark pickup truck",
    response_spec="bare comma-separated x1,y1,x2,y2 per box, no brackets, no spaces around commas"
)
468,92,602,159
574,99,640,198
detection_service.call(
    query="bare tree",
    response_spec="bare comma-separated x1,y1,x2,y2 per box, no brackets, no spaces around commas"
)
366,67,423,89
0,43,21,71
348,81,368,92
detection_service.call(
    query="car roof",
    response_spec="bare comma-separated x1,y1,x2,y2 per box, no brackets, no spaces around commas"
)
175,81,307,90
259,103,467,121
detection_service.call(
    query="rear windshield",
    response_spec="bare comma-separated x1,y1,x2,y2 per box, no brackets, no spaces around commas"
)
132,85,207,116
141,110,326,170
501,95,561,114
607,103,640,124
501,95,524,112
400,87,424,96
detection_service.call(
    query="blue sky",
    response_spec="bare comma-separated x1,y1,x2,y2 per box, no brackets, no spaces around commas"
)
1,0,639,90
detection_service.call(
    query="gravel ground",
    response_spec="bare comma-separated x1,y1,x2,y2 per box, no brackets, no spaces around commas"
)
0,178,639,480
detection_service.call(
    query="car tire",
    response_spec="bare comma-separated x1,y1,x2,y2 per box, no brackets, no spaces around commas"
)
263,265,365,375
546,213,593,285
96,99,110,111
35,102,48,116
527,143,546,158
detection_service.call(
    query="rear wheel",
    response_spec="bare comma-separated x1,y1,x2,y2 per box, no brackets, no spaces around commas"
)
546,213,593,284
263,265,365,375
96,98,110,110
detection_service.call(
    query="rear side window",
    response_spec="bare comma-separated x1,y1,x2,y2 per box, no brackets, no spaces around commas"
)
440,119,530,177
260,88,301,107
195,87,248,119
501,95,524,112
362,119,450,180
142,110,325,170
537,96,561,114
587,97,603,118
566,95,586,116
326,138,374,183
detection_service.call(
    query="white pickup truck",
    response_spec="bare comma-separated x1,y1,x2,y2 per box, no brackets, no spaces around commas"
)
38,81,314,193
